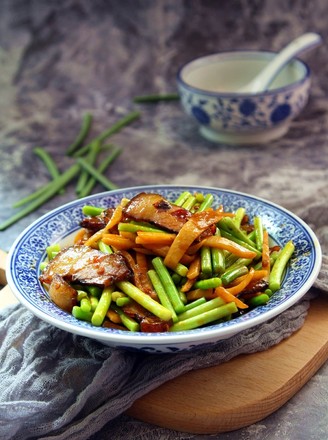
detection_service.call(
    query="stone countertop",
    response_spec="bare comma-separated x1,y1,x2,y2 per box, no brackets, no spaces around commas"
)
0,1,327,439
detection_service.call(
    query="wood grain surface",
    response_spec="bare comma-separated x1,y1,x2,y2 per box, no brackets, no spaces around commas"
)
1,251,327,434
127,294,328,433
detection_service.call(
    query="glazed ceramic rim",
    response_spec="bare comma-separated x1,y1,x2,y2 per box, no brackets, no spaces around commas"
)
7,185,322,348
177,50,311,97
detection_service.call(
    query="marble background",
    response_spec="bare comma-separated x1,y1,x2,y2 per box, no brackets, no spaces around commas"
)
1,0,328,253
0,1,327,439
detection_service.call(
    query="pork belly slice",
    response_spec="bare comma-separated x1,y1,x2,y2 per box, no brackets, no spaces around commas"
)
123,192,191,233
40,245,131,287
48,274,78,313
80,208,115,232
122,301,171,332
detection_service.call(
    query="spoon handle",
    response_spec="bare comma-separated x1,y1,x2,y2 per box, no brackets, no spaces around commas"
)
241,32,322,93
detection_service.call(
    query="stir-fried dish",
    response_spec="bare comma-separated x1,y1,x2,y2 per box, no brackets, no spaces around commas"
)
39,191,295,332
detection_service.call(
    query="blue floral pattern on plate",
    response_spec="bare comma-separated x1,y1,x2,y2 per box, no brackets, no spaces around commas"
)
7,185,321,353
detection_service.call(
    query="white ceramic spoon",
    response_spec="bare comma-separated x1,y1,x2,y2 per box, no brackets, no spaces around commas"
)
238,32,322,94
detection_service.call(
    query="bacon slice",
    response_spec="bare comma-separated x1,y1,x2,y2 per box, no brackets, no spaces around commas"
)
140,316,171,333
240,279,269,297
123,192,191,232
80,208,115,232
122,301,171,332
48,274,77,312
39,245,131,287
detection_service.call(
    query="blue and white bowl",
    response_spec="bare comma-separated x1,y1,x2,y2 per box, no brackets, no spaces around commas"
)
7,186,321,353
177,51,311,144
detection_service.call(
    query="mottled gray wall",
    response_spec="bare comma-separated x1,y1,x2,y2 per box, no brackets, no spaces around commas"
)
1,0,327,119
0,0,327,247
0,3,328,439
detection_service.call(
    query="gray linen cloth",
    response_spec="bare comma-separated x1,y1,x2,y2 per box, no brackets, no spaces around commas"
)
0,204,327,440
0,293,316,440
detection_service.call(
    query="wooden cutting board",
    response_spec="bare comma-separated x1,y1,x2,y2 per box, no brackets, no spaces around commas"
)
1,248,327,434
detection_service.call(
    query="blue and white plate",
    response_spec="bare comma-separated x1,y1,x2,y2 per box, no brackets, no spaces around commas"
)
6,185,322,353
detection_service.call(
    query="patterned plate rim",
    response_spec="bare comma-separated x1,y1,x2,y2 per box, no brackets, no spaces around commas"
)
6,185,322,346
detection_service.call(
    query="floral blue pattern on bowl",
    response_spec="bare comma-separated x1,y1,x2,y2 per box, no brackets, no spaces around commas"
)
6,185,321,353
177,51,311,144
